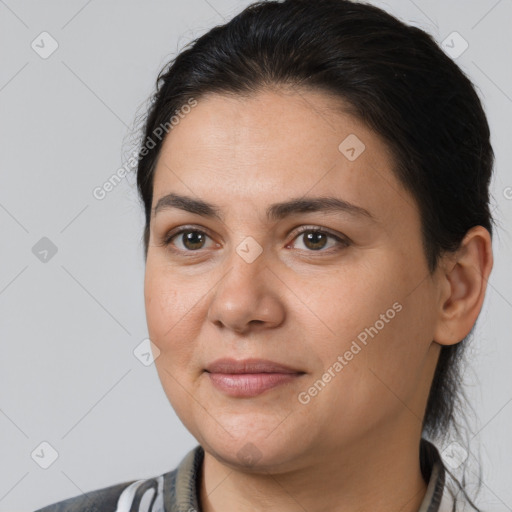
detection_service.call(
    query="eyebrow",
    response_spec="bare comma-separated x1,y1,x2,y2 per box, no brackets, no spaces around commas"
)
152,193,376,222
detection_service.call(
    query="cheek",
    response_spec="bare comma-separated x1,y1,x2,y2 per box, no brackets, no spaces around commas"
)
366,280,436,372
303,263,400,356
144,268,204,422
144,265,199,359
145,276,177,344
285,266,398,413
300,254,428,387
354,282,436,419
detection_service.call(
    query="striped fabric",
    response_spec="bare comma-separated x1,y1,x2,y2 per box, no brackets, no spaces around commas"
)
34,439,451,511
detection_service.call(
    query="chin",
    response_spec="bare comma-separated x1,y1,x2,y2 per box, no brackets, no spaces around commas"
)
199,427,312,474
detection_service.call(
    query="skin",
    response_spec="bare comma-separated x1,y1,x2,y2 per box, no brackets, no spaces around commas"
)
143,87,493,512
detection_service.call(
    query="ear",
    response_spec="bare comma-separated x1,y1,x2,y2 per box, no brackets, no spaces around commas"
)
433,226,493,346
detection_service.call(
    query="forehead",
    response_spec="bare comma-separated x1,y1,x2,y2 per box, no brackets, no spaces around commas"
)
156,87,390,168
151,88,413,225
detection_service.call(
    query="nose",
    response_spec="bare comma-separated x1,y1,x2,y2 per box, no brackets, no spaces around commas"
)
207,246,286,334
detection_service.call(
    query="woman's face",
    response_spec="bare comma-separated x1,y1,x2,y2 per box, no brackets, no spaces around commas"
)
144,88,442,471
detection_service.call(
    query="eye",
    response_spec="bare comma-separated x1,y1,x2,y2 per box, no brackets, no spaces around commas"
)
163,227,217,252
288,227,349,252
160,225,349,254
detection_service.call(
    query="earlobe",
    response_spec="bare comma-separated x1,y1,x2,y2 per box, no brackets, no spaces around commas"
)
433,226,493,347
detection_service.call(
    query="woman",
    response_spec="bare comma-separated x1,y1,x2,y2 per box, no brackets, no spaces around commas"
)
35,0,495,510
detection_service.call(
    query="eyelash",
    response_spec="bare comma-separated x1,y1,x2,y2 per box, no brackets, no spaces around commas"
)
160,225,350,255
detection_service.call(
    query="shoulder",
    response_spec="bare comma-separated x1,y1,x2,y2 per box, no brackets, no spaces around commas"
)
33,445,203,512
33,472,172,512
33,479,136,512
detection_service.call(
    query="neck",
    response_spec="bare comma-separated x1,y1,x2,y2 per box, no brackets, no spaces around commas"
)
199,427,429,512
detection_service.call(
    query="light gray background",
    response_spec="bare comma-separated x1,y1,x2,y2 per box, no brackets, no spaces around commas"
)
1,1,511,511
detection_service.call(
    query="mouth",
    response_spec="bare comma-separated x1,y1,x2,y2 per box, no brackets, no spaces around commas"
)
204,357,305,398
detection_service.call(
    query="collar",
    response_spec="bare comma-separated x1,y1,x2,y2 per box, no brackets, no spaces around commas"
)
164,439,448,512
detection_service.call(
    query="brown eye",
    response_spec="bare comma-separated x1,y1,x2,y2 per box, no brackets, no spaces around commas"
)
180,231,207,250
164,229,215,251
290,228,349,252
301,231,328,250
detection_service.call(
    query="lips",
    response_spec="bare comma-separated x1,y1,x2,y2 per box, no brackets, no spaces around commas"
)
205,358,305,397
